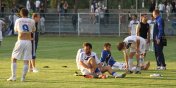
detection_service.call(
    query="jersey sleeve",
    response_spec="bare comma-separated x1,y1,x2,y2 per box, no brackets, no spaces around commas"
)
100,51,107,62
14,19,18,32
78,52,84,62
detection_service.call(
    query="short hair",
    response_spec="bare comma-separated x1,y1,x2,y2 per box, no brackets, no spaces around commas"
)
20,8,28,17
117,42,125,51
153,10,160,15
141,14,147,17
133,14,137,18
32,13,40,19
104,43,111,47
83,42,92,49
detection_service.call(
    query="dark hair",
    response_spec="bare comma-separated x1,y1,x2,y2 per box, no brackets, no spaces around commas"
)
133,14,137,18
153,10,160,15
20,8,28,17
83,42,92,49
104,43,111,47
117,42,125,51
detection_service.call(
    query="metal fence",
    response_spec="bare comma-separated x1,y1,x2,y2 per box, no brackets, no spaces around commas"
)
1,13,176,36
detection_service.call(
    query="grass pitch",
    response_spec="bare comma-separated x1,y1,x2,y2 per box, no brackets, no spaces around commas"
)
0,35,176,88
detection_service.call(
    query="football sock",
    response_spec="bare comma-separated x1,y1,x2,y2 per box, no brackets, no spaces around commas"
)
11,63,17,78
128,59,133,71
22,64,28,78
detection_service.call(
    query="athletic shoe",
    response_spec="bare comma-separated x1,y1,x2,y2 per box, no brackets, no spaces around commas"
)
160,66,166,70
21,77,25,82
115,73,126,78
134,71,141,74
126,70,133,74
84,75,94,78
7,77,16,81
33,68,39,73
156,66,161,70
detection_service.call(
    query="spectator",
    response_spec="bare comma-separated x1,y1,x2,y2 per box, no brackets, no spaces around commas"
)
63,1,68,14
72,9,78,31
40,16,45,34
40,3,45,17
99,7,105,25
158,2,165,15
166,3,171,21
57,2,60,15
90,3,96,24
26,0,31,12
128,14,140,36
35,0,41,12
149,0,156,13
95,7,100,23
171,1,176,13
1,3,5,17
60,0,65,16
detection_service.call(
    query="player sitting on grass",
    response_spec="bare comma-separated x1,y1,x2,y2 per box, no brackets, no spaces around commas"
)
117,36,149,74
100,43,150,71
77,42,126,78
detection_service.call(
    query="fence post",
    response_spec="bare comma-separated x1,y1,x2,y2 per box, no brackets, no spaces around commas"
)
78,13,80,36
59,13,61,36
118,13,121,36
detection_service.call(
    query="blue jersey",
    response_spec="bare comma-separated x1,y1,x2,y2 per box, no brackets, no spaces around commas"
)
100,50,116,66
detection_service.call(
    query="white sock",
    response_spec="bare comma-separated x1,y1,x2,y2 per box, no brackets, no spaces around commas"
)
128,59,133,71
11,63,17,78
112,72,121,77
22,64,28,78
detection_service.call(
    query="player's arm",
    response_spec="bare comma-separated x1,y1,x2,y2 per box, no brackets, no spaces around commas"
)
14,20,18,32
123,49,128,69
78,53,90,70
100,51,107,65
136,23,140,36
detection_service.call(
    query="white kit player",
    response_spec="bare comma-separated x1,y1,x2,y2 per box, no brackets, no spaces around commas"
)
128,15,140,36
7,8,36,82
117,36,146,74
147,15,155,51
0,19,5,46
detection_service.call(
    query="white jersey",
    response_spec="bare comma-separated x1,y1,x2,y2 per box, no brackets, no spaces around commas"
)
78,51,100,69
158,3,165,11
14,18,35,33
26,0,31,11
35,0,40,8
123,36,146,54
128,20,140,36
76,48,84,69
147,20,155,40
0,20,5,41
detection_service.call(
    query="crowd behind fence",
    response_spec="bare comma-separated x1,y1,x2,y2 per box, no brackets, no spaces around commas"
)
1,12,176,36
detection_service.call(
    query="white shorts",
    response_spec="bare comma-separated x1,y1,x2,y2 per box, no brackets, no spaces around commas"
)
12,40,32,60
80,67,92,75
130,40,146,54
0,31,2,41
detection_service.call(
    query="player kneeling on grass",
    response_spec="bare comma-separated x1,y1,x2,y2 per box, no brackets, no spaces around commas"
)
77,42,126,78
117,36,149,74
7,8,36,82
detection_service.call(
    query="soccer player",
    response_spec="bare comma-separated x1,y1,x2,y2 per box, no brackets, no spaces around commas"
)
100,43,150,71
117,36,146,74
128,14,140,36
147,15,155,51
7,8,36,82
77,42,126,78
136,14,150,66
29,13,40,72
0,19,5,46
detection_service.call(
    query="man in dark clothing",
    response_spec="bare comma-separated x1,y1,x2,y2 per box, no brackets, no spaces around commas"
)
152,10,166,70
149,0,156,13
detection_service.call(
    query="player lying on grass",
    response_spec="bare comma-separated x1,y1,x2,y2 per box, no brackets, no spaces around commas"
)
76,42,126,78
117,36,148,74
100,42,150,71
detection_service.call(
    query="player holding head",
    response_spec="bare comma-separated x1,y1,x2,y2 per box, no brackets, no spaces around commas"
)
7,8,36,82
29,13,40,72
78,42,126,78
117,36,146,74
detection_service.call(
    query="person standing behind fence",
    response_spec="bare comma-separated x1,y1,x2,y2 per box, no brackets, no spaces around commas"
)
152,10,166,70
40,16,45,34
63,1,68,15
158,2,165,15
0,19,5,46
29,13,40,72
26,0,31,12
35,0,41,12
128,15,139,36
136,14,150,67
166,3,171,21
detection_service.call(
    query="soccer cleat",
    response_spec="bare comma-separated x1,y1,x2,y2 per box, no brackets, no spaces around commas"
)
7,77,16,81
21,77,25,82
134,71,141,74
126,70,133,74
115,73,126,78
33,68,39,73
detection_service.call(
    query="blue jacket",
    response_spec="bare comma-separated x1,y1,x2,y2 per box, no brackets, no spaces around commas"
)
100,50,116,67
153,16,165,40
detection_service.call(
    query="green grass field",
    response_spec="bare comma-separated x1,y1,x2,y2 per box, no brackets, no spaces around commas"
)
0,36,176,88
